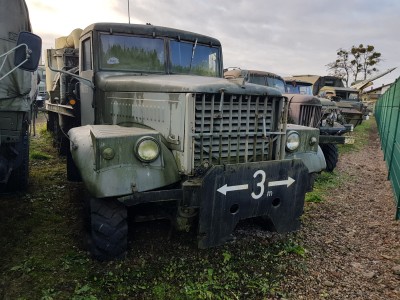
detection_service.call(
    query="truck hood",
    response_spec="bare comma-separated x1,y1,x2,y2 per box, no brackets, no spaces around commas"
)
96,73,282,96
318,97,338,108
284,93,321,106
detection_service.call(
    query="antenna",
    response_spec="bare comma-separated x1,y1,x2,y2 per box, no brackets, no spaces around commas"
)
128,0,131,24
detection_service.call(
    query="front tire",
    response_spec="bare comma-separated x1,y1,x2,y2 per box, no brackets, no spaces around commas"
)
320,143,338,172
89,197,128,261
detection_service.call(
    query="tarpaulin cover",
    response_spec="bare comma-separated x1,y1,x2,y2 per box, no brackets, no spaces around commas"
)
0,0,34,111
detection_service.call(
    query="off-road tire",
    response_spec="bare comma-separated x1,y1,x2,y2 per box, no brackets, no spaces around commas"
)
320,143,338,172
89,197,128,261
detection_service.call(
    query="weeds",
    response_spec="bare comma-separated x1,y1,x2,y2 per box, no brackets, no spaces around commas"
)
306,171,342,203
30,150,53,160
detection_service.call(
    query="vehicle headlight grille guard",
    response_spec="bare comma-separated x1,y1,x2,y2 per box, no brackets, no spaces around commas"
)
191,91,287,170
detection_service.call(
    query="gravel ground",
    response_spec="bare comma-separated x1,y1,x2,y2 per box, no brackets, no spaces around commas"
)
281,120,400,299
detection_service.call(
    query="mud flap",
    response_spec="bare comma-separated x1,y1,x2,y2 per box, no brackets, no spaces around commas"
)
198,159,309,248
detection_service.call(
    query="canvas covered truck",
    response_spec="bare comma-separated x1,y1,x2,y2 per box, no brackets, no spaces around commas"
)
45,23,325,260
0,0,42,192
224,69,353,172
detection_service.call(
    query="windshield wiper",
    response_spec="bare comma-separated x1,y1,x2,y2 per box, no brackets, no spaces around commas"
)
189,38,198,73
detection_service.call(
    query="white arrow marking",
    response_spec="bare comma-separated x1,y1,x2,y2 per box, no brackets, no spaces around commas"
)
217,183,249,195
268,177,295,188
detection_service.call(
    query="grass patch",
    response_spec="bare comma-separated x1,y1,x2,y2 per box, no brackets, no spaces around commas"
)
339,117,372,153
306,171,342,203
30,150,53,160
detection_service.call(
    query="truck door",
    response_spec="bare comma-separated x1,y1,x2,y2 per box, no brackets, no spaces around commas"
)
79,36,94,125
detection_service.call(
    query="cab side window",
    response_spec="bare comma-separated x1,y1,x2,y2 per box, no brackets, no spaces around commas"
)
82,38,92,71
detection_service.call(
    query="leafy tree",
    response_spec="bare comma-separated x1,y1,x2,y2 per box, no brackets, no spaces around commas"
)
327,44,382,86
350,44,381,81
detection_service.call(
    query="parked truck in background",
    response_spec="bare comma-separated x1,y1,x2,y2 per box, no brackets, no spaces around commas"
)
290,74,365,127
224,69,353,172
0,0,42,192
45,23,325,260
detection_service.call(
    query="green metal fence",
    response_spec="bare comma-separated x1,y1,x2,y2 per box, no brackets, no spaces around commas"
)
375,77,400,219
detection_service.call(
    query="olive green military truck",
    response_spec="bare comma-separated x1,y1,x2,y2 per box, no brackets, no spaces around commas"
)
224,69,353,172
291,75,365,127
0,0,42,192
45,23,325,260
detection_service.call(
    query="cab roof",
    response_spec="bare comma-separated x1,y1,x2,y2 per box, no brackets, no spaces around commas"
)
81,23,221,47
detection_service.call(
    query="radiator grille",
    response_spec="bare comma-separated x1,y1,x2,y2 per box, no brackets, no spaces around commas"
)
193,93,283,168
299,105,322,128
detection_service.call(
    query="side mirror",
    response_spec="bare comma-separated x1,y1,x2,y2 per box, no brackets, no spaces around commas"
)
14,31,42,71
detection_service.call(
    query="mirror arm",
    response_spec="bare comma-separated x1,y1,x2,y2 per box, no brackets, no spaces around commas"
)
0,44,29,81
46,52,94,89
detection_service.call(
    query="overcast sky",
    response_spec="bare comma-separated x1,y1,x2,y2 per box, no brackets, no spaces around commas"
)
26,0,400,89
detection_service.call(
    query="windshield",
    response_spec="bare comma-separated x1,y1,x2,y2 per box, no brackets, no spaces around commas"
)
336,90,359,100
98,34,220,76
170,40,220,77
286,83,313,95
266,77,286,93
248,74,286,93
348,92,359,100
99,34,165,72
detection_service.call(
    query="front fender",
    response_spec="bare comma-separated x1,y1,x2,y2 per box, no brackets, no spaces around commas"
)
285,145,326,173
68,125,181,198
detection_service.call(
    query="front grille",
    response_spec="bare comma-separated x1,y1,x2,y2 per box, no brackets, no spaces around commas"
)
299,105,322,128
193,93,283,168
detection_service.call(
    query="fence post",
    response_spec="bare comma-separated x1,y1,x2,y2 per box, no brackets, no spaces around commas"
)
387,81,399,180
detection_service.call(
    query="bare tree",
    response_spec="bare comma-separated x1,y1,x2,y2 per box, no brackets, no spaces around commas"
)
326,48,352,87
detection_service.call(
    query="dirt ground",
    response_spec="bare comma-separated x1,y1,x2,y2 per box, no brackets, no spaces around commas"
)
281,120,400,299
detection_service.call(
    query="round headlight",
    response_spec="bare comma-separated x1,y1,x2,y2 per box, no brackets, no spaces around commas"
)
286,131,300,151
135,137,161,163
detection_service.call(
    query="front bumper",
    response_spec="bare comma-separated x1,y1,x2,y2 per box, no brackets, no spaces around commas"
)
319,135,355,145
118,158,309,248
191,159,309,248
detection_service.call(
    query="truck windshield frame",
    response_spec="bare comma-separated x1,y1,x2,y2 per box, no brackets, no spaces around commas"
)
98,33,221,77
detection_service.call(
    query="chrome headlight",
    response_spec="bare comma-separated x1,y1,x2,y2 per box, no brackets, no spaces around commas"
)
286,131,300,152
134,137,161,163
